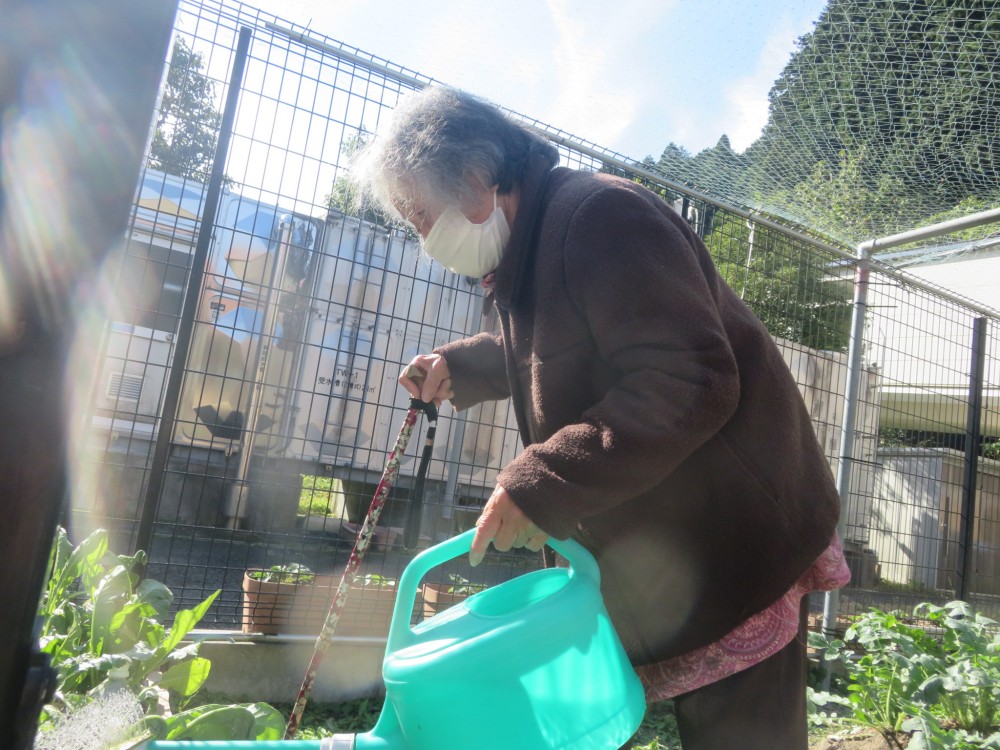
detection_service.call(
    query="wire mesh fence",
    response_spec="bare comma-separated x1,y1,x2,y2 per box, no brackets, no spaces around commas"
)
634,1,1000,249
69,0,1000,635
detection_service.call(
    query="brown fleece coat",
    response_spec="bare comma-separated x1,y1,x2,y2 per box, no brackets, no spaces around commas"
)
435,146,840,666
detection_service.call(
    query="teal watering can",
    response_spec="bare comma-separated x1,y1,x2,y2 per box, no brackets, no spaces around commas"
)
149,528,646,750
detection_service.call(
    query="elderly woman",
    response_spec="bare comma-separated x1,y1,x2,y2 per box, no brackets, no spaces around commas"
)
354,86,848,749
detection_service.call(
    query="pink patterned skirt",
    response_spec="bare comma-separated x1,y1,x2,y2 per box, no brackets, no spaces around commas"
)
635,534,851,702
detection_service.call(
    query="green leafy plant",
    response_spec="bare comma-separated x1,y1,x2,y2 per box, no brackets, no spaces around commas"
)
912,602,1000,735
248,563,316,585
357,574,396,589
299,474,346,517
135,701,284,743
443,574,487,597
984,441,1000,462
622,700,681,749
810,601,1000,749
36,527,282,745
39,527,219,703
810,609,941,746
901,710,1000,750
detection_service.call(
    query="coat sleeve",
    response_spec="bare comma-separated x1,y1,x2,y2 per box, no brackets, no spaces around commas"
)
498,184,741,538
434,331,510,411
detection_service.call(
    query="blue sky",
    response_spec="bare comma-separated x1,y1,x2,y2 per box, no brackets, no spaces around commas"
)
250,0,829,160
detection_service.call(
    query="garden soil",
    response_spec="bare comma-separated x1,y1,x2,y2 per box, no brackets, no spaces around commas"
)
810,728,910,750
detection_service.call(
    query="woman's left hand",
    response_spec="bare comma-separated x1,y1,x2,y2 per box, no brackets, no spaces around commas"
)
470,485,548,566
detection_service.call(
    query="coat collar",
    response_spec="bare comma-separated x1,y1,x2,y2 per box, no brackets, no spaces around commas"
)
489,143,560,312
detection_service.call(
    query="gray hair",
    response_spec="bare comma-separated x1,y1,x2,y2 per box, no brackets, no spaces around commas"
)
351,86,547,223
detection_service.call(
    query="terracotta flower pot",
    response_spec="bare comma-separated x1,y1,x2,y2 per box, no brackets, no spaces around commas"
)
241,572,301,635
418,581,488,620
242,571,402,636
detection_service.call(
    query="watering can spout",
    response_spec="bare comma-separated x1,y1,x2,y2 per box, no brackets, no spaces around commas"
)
327,701,405,750
325,731,401,750
322,737,357,749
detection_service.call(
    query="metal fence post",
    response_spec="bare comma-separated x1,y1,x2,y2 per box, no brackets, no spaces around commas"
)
957,316,988,601
821,245,871,654
439,414,468,536
134,26,253,556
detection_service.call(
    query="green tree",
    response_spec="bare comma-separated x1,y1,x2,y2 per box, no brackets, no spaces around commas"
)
704,213,853,351
767,149,933,242
148,38,223,182
689,135,749,198
651,138,749,201
325,132,392,225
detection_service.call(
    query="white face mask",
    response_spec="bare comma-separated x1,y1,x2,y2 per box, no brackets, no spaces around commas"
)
421,192,510,277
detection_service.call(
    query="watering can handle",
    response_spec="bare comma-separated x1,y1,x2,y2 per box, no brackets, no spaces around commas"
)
387,528,600,650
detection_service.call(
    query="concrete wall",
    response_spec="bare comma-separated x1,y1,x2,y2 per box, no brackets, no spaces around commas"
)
775,337,881,545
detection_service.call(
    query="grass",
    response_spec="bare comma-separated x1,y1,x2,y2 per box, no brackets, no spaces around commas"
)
621,701,682,748
277,695,683,748
276,697,385,739
198,693,841,749
299,474,345,517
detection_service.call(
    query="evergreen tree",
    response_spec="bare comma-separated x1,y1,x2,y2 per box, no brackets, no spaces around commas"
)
745,0,1000,240
689,135,748,197
656,142,692,182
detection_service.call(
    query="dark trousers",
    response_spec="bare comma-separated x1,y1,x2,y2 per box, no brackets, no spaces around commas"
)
671,599,810,750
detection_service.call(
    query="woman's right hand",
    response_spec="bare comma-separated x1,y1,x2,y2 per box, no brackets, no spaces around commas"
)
399,353,454,406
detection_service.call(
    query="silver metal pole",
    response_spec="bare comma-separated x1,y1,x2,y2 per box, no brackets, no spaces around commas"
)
858,206,1000,253
821,245,871,684
437,414,468,539
264,22,430,93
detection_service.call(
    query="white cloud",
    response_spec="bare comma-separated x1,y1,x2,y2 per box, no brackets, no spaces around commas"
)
249,0,821,159
541,0,677,148
719,16,809,152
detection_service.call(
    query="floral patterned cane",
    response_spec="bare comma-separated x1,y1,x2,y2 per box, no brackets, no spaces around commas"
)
285,398,438,739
